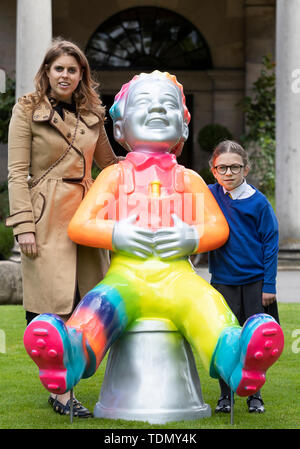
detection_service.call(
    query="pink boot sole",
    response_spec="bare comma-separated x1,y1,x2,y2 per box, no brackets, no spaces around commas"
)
24,321,68,394
235,321,284,396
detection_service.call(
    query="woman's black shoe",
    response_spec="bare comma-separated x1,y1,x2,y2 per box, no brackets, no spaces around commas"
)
48,395,93,418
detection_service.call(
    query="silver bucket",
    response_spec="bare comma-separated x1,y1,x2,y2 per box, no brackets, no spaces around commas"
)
94,319,211,424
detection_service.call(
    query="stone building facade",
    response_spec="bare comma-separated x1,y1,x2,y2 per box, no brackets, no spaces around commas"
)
0,0,276,174
1,0,300,262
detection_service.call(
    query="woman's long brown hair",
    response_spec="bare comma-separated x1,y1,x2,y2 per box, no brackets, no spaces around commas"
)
34,37,105,117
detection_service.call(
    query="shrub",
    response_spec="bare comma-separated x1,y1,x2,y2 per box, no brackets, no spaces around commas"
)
198,167,215,185
0,181,13,259
0,76,15,144
0,221,14,259
198,123,233,153
91,163,101,180
0,181,9,220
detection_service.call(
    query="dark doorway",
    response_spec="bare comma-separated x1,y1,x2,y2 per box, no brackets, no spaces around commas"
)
102,93,194,169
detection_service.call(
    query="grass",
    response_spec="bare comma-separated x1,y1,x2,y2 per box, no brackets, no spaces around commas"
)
0,303,299,430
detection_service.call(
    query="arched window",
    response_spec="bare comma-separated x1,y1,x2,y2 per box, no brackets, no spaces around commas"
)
86,7,212,70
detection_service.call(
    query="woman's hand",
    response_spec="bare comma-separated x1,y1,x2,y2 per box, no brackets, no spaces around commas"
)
17,232,38,258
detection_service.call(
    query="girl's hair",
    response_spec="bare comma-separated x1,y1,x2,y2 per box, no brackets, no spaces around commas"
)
34,37,105,117
209,140,250,169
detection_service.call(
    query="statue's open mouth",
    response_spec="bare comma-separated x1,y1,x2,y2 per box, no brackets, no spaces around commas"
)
146,117,169,128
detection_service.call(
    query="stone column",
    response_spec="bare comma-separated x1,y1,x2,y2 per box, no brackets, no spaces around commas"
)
276,0,300,266
16,0,52,99
6,0,52,292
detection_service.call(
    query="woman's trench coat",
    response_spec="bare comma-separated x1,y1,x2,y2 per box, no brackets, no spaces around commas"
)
6,93,119,315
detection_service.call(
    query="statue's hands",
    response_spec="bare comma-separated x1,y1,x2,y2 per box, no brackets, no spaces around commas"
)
153,214,199,260
112,215,154,259
112,214,198,260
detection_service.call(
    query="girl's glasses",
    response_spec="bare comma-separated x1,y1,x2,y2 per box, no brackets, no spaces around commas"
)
214,164,244,175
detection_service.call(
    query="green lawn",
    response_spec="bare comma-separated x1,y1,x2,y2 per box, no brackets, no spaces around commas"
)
0,303,299,429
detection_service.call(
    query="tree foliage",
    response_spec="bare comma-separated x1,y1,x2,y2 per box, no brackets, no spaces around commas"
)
238,55,275,196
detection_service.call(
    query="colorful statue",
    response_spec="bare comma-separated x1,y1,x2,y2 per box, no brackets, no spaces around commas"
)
24,71,284,400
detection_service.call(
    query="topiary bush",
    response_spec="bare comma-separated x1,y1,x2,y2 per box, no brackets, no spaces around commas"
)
0,76,15,144
0,181,9,218
198,167,215,185
0,221,14,260
0,182,14,259
198,123,233,153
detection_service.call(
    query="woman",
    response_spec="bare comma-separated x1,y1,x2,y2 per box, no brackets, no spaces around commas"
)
6,37,121,417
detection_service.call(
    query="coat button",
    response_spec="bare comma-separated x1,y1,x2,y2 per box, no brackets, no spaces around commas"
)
80,129,85,134
53,118,58,123
67,132,71,138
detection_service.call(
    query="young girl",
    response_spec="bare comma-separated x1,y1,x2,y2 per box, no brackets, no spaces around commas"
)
208,140,279,414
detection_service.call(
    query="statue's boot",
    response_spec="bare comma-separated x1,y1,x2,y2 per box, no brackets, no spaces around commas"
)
23,313,90,394
211,313,284,396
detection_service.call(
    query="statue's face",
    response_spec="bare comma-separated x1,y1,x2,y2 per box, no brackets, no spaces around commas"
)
116,78,188,152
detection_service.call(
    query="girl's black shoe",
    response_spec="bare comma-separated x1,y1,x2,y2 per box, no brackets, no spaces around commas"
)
215,395,231,413
247,395,265,413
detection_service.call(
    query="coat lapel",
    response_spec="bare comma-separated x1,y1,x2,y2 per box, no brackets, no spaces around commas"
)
32,97,82,153
80,110,100,127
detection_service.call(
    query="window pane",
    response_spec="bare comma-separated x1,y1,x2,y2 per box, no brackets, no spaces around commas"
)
86,6,212,70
